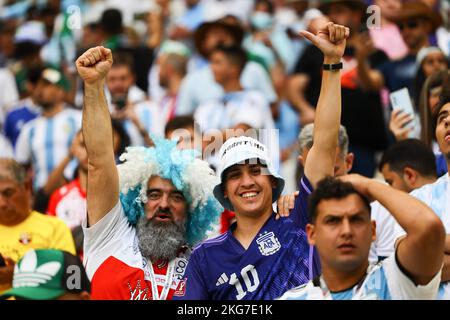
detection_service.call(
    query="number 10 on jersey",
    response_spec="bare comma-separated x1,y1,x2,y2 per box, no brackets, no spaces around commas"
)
229,265,260,300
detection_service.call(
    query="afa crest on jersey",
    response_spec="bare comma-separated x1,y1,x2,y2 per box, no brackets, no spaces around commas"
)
256,231,281,256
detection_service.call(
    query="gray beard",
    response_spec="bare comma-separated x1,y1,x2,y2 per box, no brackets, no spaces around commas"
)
136,215,187,262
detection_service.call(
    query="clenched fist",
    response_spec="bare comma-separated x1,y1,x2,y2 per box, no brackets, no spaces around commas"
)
76,46,113,84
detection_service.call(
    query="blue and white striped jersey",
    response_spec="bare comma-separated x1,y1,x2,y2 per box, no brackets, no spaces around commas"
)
278,254,441,300
14,107,81,190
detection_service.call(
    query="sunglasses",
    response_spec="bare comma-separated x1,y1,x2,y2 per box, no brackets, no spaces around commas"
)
398,20,421,31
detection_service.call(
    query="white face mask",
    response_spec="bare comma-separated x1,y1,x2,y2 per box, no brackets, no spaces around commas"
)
274,7,298,26
250,11,274,31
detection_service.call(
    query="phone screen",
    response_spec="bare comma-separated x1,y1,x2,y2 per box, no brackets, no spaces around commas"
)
389,87,415,129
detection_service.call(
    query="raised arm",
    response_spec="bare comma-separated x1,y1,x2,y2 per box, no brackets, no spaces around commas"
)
301,23,349,188
342,174,445,286
75,46,118,226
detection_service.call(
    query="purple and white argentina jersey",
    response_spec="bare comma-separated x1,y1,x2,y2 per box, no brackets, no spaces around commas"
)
175,176,319,300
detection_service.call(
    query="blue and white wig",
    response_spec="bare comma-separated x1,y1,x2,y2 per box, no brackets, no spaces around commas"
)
117,138,223,246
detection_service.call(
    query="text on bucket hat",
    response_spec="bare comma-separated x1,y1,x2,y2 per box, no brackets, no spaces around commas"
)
213,136,285,211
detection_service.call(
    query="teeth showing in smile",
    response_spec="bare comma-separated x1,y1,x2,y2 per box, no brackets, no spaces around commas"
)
241,192,258,199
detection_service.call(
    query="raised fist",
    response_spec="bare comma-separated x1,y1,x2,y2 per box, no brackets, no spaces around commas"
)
299,22,350,63
76,46,113,84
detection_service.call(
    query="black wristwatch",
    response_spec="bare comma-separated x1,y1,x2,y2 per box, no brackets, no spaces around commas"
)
323,62,343,71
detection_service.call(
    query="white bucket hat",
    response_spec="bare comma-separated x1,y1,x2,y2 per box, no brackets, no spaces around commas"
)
213,136,285,211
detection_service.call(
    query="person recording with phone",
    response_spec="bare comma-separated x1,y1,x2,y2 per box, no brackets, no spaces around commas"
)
106,51,163,147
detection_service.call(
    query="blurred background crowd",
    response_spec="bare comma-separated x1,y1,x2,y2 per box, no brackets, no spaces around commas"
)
0,0,450,257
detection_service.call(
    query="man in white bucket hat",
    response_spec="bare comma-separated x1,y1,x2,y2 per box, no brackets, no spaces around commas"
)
176,22,350,300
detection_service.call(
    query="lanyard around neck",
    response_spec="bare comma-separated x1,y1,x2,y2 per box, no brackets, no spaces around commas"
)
147,259,175,300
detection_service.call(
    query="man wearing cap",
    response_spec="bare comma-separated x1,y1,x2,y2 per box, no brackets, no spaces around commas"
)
0,249,90,300
14,67,81,192
11,20,47,99
177,22,350,300
75,46,222,300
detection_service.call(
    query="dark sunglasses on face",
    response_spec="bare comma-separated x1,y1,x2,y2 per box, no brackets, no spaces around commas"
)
399,20,421,31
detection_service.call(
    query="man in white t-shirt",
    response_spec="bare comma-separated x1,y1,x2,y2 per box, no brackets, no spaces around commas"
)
75,46,222,300
278,174,444,300
375,139,438,262
394,94,450,299
194,44,275,169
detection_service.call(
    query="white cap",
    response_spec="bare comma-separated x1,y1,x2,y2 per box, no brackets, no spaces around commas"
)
14,21,47,45
416,46,444,67
213,136,285,211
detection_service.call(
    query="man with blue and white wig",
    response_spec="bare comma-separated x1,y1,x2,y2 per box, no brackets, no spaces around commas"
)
75,46,222,300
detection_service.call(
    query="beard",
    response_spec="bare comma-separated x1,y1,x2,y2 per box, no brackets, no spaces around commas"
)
136,211,187,262
36,98,55,110
446,152,450,161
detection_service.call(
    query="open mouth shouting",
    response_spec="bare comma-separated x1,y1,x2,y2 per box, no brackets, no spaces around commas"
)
154,211,173,222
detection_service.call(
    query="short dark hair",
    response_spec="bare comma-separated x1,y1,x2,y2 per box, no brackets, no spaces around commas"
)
433,80,450,132
212,44,248,74
308,177,371,223
165,115,195,136
111,50,134,72
254,0,274,14
100,8,123,35
27,65,45,85
379,139,437,178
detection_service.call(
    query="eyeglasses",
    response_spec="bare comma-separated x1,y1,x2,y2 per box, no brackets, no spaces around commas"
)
398,20,421,31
